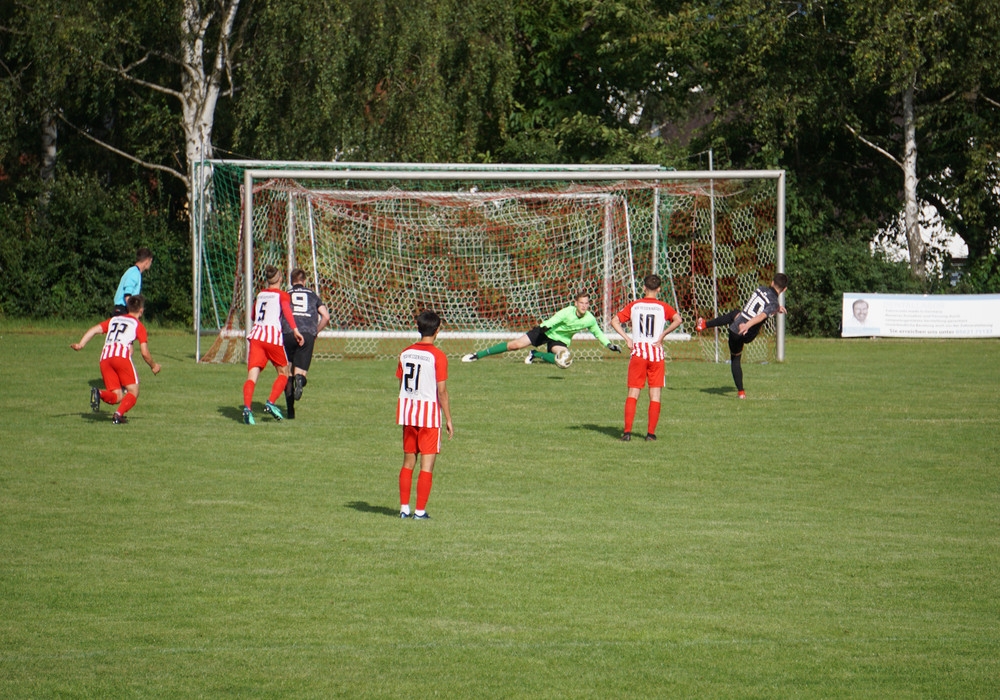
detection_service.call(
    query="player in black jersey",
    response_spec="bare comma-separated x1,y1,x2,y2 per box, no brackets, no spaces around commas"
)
695,273,788,399
281,268,331,418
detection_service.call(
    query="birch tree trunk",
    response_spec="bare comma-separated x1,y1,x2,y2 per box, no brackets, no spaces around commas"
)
40,109,57,182
179,0,243,189
901,78,925,280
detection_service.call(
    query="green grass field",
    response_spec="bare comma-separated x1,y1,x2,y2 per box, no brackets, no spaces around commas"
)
1,327,998,698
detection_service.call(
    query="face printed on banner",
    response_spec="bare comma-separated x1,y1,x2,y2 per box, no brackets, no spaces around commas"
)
853,299,869,324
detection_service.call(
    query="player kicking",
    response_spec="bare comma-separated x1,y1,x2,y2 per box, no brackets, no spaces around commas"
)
461,292,620,367
397,311,454,520
242,265,304,425
71,294,161,424
281,268,331,419
695,272,788,399
610,274,683,441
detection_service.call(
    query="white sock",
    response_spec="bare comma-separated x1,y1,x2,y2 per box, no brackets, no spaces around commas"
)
415,509,426,517
400,505,410,515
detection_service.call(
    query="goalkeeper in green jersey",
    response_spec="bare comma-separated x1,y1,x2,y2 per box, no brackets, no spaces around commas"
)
462,292,621,368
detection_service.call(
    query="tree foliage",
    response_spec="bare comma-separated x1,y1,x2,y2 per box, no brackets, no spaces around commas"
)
499,0,700,163
234,0,518,161
692,0,1000,273
1,0,998,329
0,173,183,322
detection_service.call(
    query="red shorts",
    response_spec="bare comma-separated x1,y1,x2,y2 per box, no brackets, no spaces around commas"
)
247,339,288,370
100,356,137,391
627,355,665,389
402,425,441,455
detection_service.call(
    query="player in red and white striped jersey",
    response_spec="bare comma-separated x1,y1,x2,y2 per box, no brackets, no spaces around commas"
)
242,265,304,425
71,294,161,424
610,275,682,442
396,310,453,519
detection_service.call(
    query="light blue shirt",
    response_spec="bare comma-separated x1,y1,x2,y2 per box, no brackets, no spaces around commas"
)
114,265,142,306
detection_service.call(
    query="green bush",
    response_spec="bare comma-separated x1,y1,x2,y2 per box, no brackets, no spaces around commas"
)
952,253,1000,294
786,237,923,337
0,173,189,324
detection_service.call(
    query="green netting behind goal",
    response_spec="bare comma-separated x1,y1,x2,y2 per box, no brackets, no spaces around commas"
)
192,163,780,364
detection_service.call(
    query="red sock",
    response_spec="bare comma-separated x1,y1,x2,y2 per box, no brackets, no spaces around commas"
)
647,400,661,435
101,390,119,405
117,393,137,415
268,374,288,404
399,467,414,507
624,396,638,432
416,470,434,511
243,379,255,408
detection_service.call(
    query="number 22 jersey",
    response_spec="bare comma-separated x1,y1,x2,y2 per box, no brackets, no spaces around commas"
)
99,315,147,361
396,342,448,428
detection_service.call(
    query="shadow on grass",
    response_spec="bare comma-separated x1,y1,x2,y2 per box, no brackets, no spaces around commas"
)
570,423,622,439
79,412,110,423
346,501,400,518
156,352,192,362
701,385,736,396
218,405,246,422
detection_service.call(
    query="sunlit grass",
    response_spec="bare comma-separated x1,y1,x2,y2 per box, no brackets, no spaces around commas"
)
1,331,998,697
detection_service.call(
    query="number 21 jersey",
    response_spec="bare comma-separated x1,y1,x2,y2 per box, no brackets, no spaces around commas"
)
396,342,448,428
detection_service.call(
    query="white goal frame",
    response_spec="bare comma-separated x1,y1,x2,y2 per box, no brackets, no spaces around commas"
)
192,163,786,361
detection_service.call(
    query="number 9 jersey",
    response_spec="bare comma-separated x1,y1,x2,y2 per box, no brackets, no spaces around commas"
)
396,342,449,428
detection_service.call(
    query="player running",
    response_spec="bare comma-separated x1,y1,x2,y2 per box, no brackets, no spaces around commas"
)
461,292,620,367
610,274,683,441
71,294,161,424
242,265,304,425
695,272,788,399
397,310,454,520
281,268,330,419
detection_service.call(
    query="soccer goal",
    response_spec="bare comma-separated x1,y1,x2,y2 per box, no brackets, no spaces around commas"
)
192,162,785,363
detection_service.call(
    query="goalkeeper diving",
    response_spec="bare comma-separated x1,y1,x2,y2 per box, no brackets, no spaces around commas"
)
462,291,621,367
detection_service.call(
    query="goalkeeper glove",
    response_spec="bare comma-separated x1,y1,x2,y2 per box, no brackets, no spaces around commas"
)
608,344,622,353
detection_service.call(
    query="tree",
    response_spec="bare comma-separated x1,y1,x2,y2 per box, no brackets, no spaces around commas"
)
690,0,1000,281
233,0,518,162
844,0,949,280
501,0,700,163
0,0,106,189
911,0,1000,268
40,0,250,201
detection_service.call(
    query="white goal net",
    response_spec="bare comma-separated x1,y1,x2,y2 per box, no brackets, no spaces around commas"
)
192,163,785,363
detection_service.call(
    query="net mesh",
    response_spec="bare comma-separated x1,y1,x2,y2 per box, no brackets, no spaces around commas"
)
195,164,778,363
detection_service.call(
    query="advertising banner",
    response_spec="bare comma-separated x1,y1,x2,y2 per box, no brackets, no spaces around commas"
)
841,293,1000,338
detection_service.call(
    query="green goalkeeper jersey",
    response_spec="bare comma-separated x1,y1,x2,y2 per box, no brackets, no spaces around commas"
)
540,305,613,347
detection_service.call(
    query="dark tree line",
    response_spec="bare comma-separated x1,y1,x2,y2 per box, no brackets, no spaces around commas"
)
2,0,998,334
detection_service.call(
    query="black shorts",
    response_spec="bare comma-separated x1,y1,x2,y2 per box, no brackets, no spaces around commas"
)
113,304,128,316
284,333,317,371
525,326,567,353
727,324,761,355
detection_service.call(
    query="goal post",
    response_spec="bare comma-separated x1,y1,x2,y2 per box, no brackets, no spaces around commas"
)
192,162,785,363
